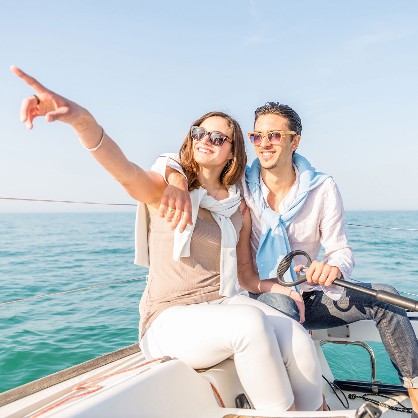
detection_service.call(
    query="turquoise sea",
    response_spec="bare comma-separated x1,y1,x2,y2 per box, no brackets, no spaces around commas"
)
1,211,418,394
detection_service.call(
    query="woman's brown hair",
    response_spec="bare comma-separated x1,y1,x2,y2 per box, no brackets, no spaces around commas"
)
179,111,247,190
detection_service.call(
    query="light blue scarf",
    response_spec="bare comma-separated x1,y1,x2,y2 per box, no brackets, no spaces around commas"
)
246,153,330,281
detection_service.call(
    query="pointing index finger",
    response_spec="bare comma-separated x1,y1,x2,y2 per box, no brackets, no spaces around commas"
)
10,65,49,94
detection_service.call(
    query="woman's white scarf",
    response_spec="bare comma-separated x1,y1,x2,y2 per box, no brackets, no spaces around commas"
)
134,185,242,297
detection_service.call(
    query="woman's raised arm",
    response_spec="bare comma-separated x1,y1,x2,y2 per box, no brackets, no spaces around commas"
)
10,65,166,204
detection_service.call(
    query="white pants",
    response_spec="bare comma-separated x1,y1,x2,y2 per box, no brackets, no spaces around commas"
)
140,295,323,412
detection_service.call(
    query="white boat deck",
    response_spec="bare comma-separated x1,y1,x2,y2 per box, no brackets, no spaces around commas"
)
1,315,416,418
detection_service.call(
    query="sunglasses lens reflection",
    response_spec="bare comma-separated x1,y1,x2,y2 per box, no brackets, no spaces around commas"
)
191,126,206,141
268,131,282,142
191,126,228,146
210,134,226,146
249,133,262,144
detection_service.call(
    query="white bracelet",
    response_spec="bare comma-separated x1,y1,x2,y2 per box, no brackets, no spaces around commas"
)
81,127,105,152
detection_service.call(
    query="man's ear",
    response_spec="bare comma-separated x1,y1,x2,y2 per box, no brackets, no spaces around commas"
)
291,135,301,151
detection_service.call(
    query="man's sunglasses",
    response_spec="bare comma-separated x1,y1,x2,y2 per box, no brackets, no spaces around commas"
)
190,126,233,147
248,130,296,146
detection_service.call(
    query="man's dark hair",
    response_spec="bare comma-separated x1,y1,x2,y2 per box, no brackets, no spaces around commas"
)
254,102,302,135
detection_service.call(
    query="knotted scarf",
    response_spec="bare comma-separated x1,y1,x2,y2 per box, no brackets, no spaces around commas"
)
135,185,242,297
246,153,330,281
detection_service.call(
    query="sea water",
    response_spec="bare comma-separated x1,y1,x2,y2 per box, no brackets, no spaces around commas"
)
1,211,417,393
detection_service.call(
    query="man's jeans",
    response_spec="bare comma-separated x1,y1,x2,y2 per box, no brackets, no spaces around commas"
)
250,283,418,388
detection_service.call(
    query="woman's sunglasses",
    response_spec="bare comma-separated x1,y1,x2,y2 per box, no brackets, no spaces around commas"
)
248,130,296,146
190,126,233,147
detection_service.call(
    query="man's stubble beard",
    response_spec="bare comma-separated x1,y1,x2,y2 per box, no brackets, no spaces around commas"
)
259,161,278,171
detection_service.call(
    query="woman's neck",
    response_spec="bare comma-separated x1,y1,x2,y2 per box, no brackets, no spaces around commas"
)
197,167,225,198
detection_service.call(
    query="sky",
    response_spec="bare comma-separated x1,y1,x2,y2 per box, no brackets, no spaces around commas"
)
1,0,418,212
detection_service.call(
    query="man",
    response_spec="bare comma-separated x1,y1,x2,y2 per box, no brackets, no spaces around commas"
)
154,102,418,415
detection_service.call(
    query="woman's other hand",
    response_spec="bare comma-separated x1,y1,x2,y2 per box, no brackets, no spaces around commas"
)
287,289,305,324
158,169,193,232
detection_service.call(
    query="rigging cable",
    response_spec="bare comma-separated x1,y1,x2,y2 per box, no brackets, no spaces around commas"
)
346,223,418,232
0,196,136,207
0,277,146,306
1,196,418,230
2,196,418,301
2,276,417,306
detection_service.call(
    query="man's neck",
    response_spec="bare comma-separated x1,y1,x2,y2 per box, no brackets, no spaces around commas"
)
261,161,296,212
261,161,296,193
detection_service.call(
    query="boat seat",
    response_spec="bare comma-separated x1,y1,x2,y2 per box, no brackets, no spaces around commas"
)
20,356,357,418
35,358,324,418
34,359,225,418
199,358,250,408
198,344,335,410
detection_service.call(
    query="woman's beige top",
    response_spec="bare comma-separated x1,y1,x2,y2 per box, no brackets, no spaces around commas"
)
139,204,243,337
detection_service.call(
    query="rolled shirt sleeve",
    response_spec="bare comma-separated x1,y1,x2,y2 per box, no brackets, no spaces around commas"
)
150,153,184,181
319,179,354,280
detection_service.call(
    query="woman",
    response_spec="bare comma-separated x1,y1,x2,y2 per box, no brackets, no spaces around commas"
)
11,65,323,412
